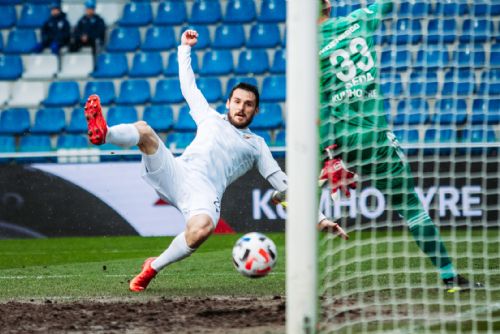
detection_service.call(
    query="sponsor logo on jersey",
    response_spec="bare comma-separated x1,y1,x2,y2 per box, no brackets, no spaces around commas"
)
319,23,361,56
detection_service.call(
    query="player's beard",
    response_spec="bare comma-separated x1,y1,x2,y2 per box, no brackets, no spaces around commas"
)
228,111,256,129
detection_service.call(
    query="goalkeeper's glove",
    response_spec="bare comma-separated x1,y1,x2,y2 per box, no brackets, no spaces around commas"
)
271,190,287,207
318,144,358,199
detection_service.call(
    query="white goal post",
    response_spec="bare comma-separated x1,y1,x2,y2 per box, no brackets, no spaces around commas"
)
286,0,319,333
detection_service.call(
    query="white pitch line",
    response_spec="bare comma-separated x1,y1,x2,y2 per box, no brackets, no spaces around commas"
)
0,272,285,280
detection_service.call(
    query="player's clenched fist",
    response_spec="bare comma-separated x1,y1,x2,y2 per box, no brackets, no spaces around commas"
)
181,29,198,47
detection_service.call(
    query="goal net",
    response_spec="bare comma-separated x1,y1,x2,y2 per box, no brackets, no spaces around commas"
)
316,0,500,333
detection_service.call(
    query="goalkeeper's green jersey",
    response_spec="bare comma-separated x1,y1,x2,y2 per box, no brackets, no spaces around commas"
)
319,0,393,150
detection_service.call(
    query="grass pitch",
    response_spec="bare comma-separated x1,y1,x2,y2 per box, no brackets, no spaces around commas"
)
0,233,285,301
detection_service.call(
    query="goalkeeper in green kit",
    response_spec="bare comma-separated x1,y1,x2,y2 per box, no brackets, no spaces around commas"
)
317,0,482,290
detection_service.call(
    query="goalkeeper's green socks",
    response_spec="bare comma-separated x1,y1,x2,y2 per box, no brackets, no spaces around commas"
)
407,213,457,280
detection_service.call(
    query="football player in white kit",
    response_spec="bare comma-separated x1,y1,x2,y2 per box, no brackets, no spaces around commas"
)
84,30,348,292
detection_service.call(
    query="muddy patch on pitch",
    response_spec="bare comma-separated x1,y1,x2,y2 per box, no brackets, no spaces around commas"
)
0,297,285,333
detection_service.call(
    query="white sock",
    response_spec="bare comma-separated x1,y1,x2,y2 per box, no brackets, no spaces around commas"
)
151,232,195,272
105,124,139,147
143,144,163,173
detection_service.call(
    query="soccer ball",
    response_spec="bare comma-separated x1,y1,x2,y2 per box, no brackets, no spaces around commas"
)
232,232,277,278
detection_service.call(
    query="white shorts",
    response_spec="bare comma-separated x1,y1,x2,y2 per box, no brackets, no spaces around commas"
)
140,141,220,227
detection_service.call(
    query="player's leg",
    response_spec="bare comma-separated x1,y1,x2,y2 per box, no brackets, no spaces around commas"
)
367,133,482,288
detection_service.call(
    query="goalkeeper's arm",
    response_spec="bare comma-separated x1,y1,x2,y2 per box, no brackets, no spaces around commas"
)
266,171,349,240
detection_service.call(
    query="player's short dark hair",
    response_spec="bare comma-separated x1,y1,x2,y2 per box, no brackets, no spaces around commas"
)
228,82,260,108
322,0,332,17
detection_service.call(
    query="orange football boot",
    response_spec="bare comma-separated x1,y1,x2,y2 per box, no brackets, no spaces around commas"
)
84,94,107,145
129,257,158,292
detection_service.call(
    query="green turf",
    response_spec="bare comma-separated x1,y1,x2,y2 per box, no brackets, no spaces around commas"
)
0,233,285,300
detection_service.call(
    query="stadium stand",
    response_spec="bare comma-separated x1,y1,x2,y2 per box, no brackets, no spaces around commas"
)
0,0,498,162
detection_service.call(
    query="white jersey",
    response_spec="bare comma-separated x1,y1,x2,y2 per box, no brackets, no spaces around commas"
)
177,45,281,199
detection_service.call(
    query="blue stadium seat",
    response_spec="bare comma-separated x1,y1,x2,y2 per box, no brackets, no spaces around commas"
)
189,0,221,24
0,0,22,4
270,49,286,74
216,104,227,114
490,43,500,68
18,4,50,28
164,51,199,76
379,73,404,97
471,2,490,17
398,0,431,18
433,99,468,125
471,99,500,125
393,99,430,126
0,34,3,52
66,108,87,134
380,48,411,72
492,2,500,15
107,27,141,52
331,2,362,17
247,24,281,48
226,77,258,98
251,103,284,130
200,50,234,75
82,81,116,106
116,80,151,105
460,19,495,43
478,70,500,96
197,77,222,102
175,105,197,132
19,134,53,163
235,49,269,75
452,45,486,68
224,0,256,23
142,26,176,51
460,127,497,155
442,70,475,96
92,53,128,78
0,108,30,134
167,132,196,150
0,55,23,79
414,47,449,69
4,29,37,54
424,128,456,156
259,0,286,22
274,130,285,146
261,76,286,102
426,19,456,44
409,72,438,97
0,135,15,163
373,22,387,45
107,106,138,127
392,128,419,155
434,0,469,16
212,25,245,49
390,19,422,45
44,81,80,107
129,52,163,78
143,105,174,132
56,134,88,149
152,79,183,104
0,5,16,29
154,0,187,25
31,108,65,134
180,25,211,49
119,2,152,26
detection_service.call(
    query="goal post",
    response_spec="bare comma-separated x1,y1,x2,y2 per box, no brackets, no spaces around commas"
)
286,0,320,333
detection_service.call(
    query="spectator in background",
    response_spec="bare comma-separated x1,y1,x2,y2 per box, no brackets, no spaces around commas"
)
70,0,106,54
35,3,71,54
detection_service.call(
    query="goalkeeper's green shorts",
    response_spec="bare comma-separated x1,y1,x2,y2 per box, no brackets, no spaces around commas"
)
336,130,423,216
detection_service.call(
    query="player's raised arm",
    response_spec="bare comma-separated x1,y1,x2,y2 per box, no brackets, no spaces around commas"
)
178,30,210,123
